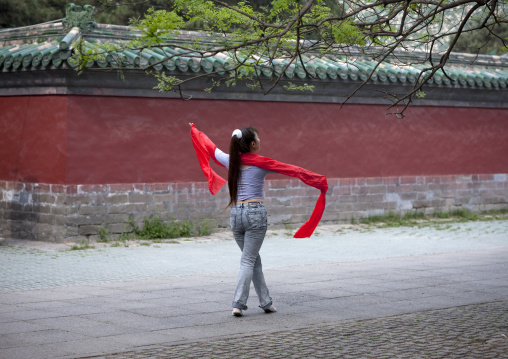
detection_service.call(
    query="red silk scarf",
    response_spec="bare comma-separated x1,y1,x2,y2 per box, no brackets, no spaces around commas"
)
190,125,328,238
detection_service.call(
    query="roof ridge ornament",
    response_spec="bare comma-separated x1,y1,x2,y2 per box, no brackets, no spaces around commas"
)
62,3,96,33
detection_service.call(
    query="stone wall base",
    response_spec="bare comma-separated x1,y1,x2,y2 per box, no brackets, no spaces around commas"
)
1,174,507,243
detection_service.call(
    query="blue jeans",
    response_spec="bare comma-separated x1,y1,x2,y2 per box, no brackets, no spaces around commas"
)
230,202,273,310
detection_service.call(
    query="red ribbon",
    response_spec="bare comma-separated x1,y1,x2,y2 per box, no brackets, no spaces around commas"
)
190,124,226,195
190,125,328,238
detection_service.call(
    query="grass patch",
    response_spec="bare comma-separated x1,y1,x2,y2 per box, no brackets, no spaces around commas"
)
97,228,109,243
95,215,216,246
70,240,95,251
129,214,215,240
358,208,508,229
283,223,295,237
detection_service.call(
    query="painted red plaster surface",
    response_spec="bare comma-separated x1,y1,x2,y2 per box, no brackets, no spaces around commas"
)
67,96,508,184
0,96,66,183
1,95,507,184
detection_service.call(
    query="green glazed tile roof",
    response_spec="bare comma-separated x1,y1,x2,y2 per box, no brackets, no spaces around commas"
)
1,6,508,90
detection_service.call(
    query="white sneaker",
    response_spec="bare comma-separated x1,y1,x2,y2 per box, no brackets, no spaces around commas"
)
264,305,277,313
232,308,243,317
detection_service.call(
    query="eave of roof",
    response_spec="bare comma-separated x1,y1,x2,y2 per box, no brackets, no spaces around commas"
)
1,6,508,91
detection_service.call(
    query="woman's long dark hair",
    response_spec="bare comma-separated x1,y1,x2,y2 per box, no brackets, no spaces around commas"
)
228,127,258,207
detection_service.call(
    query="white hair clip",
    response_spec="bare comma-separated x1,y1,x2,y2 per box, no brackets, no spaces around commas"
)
232,129,242,139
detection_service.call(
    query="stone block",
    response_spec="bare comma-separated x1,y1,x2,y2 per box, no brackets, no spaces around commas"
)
493,174,507,182
129,193,153,203
133,203,149,213
153,193,176,203
173,182,192,193
333,186,351,195
271,197,291,206
396,184,412,193
190,182,208,192
109,183,133,193
90,194,106,205
384,177,399,185
412,184,428,192
268,214,292,224
357,194,384,203
351,202,370,211
352,186,369,195
105,214,130,224
4,219,25,231
265,188,288,198
339,195,358,203
400,192,417,201
63,195,91,206
146,183,171,193
108,203,136,214
413,200,432,208
267,179,290,189
146,203,165,213
78,205,107,216
340,178,357,186
439,190,454,198
384,201,398,210
290,197,302,206
334,203,354,211
53,215,66,226
50,184,67,193
37,213,55,224
6,202,23,211
90,214,106,225
107,223,129,234
368,185,387,194
104,194,129,204
5,211,37,221
78,225,101,236
31,183,50,192
52,205,72,216
65,216,91,226
456,175,473,183
365,177,384,186
400,176,417,184
65,226,79,236
479,174,494,181
32,223,53,234
78,184,109,194
416,192,427,200
34,204,52,214
132,183,146,193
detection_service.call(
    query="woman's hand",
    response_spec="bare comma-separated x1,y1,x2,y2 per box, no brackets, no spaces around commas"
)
189,122,194,127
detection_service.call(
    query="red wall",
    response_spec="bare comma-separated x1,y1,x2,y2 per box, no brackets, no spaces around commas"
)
0,96,67,184
1,95,508,184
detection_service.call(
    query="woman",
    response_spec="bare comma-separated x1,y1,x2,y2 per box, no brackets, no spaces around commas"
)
189,123,328,317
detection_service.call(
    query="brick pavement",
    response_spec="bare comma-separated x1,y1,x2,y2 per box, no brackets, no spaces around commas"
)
85,301,508,359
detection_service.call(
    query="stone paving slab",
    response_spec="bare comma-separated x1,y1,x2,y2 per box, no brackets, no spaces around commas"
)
0,222,507,359
1,221,507,291
0,246,506,359
84,301,508,359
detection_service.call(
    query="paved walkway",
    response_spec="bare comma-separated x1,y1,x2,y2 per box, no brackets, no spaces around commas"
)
97,301,508,359
0,221,507,358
